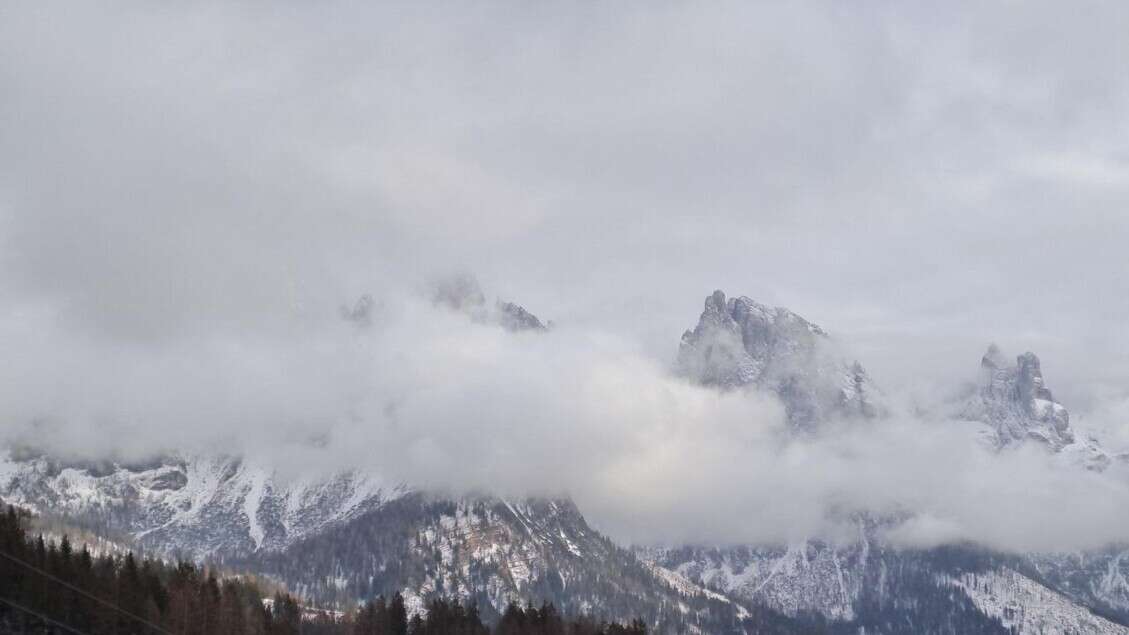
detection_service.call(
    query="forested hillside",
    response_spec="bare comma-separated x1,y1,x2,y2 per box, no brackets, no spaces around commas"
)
0,504,648,635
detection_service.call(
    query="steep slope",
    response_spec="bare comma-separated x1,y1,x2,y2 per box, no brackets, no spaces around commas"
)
942,567,1129,634
647,540,1024,634
242,494,754,631
645,533,1129,634
1023,549,1129,626
643,536,870,622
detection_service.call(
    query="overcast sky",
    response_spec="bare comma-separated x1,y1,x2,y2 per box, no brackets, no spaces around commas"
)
2,2,1129,548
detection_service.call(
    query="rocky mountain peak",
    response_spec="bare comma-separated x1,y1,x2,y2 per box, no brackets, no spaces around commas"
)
678,290,878,430
496,300,548,332
965,346,1074,450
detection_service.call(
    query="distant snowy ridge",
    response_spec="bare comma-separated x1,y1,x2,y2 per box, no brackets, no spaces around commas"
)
0,451,406,557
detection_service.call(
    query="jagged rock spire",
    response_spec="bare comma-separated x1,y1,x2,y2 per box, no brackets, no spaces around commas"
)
965,346,1074,450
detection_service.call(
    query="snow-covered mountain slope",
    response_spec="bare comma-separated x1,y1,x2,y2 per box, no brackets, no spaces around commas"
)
646,539,1129,633
645,538,1037,633
943,567,1129,634
0,451,406,557
677,290,880,430
0,450,756,632
243,494,751,631
642,537,868,622
1024,548,1129,625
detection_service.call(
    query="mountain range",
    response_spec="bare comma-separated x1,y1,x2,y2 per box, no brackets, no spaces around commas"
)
2,285,1128,633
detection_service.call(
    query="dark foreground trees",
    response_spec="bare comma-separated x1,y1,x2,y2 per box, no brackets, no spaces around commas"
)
0,503,307,634
350,596,645,635
0,504,645,635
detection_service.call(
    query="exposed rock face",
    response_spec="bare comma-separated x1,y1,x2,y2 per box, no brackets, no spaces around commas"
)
677,290,879,430
496,301,548,332
1023,548,1129,625
643,536,873,622
941,566,1129,634
246,495,748,626
963,345,1074,450
646,530,1129,633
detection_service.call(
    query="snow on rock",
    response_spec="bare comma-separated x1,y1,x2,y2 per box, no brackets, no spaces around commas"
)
955,345,1120,473
1025,547,1129,621
644,539,862,622
645,562,750,619
960,346,1075,451
0,448,407,558
943,567,1129,634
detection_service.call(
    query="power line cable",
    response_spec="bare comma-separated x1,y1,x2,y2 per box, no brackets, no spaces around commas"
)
0,548,175,635
0,594,90,635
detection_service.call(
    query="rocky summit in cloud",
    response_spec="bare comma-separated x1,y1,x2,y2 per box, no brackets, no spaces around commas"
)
678,290,881,430
965,345,1074,450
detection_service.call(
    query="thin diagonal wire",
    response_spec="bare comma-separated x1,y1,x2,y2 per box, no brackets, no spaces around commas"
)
0,548,175,634
0,594,90,635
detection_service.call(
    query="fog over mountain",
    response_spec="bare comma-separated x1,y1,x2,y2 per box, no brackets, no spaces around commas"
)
2,0,1129,557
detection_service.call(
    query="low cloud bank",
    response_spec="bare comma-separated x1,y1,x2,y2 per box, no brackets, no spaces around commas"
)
2,292,1127,553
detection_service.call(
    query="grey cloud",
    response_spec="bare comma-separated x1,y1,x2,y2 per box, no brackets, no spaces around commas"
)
1,1,1128,549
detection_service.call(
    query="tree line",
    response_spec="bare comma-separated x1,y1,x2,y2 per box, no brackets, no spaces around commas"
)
355,595,646,635
0,504,645,635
